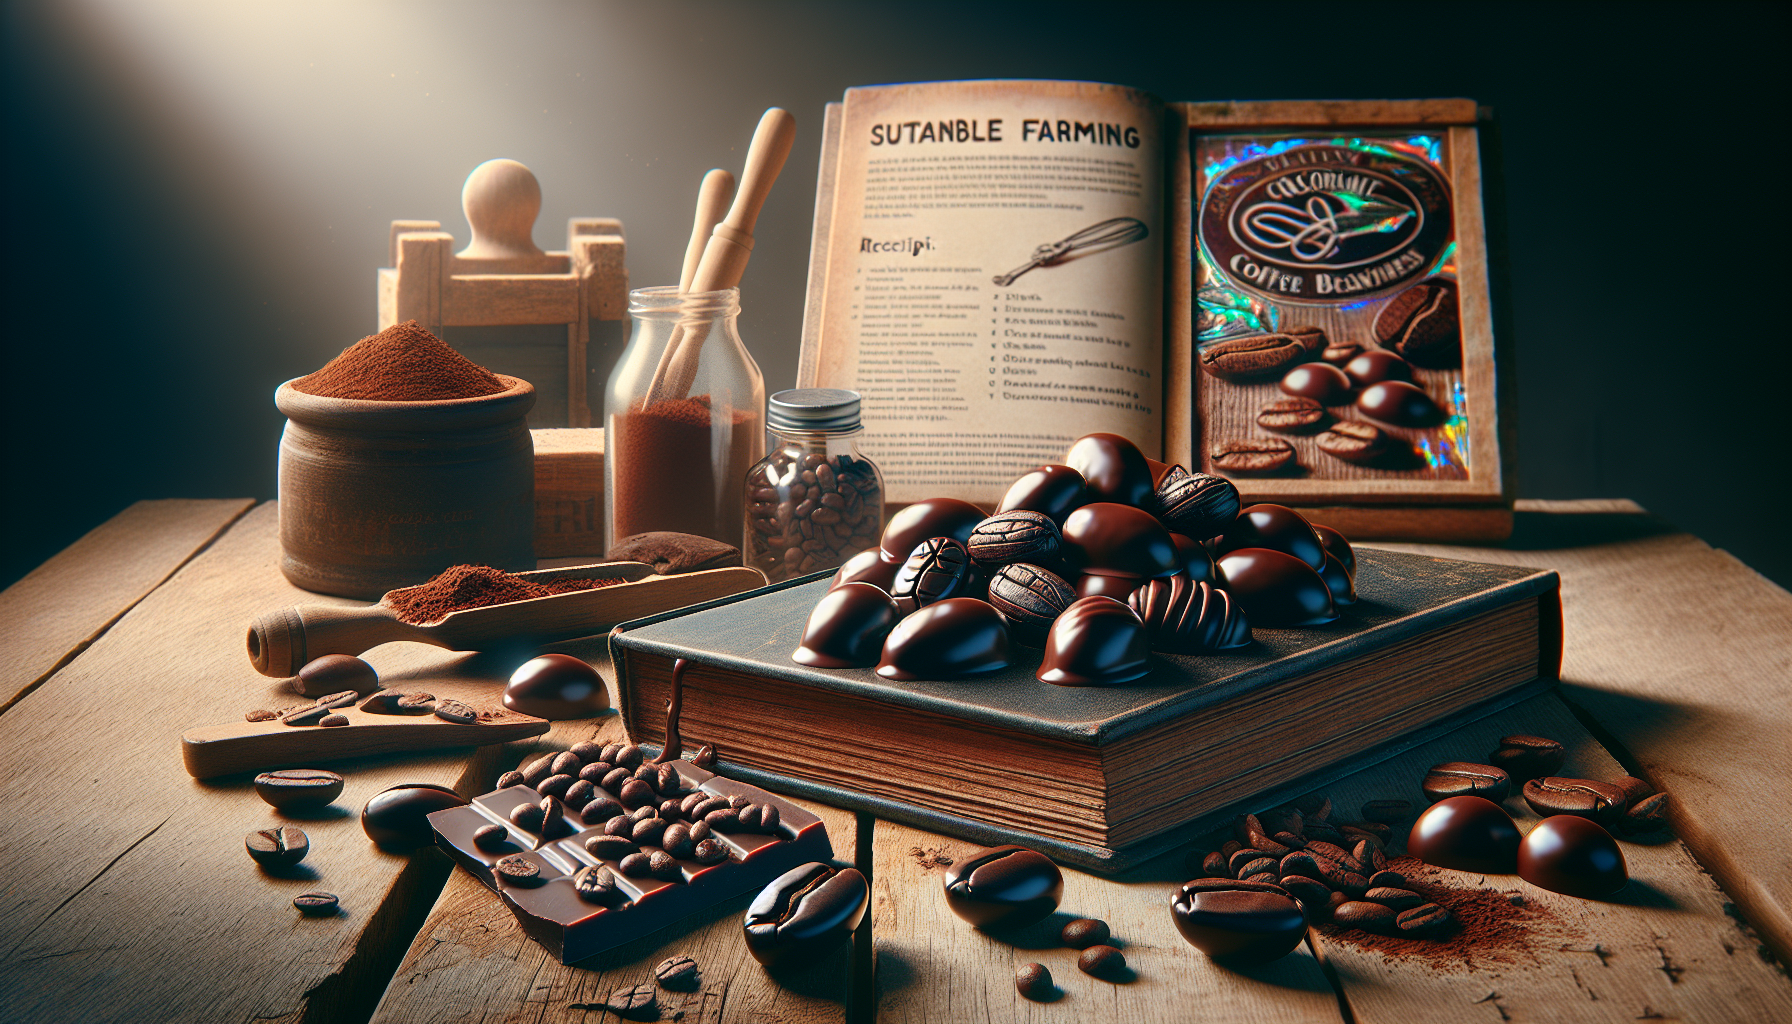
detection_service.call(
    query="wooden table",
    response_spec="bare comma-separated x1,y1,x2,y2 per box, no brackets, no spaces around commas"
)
2,499,1788,1023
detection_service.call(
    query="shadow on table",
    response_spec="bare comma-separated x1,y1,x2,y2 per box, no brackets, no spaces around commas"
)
1501,509,1677,551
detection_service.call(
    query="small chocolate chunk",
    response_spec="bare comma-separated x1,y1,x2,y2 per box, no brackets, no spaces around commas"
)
318,713,349,726
1060,918,1110,949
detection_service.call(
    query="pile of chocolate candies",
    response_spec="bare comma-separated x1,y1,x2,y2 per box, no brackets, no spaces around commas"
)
791,432,1358,683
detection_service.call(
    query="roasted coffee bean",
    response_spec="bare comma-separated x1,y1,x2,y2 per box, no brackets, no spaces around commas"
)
1279,850,1325,882
245,826,309,868
602,766,633,792
1488,734,1566,781
689,796,729,820
658,797,684,819
730,793,753,809
1612,776,1654,808
1364,887,1425,911
600,742,624,763
1234,857,1278,881
1422,762,1511,803
1303,820,1345,843
1523,777,1627,824
585,834,636,860
705,808,740,832
1316,420,1389,464
254,768,344,810
538,796,572,840
1171,878,1307,961
574,865,622,905
1333,900,1398,933
1343,820,1392,843
738,803,780,833
1259,807,1304,837
508,801,546,832
1230,846,1273,875
618,852,653,878
694,838,728,864
1201,851,1229,877
279,701,331,726
549,751,583,777
628,804,659,823
1061,918,1110,949
967,511,1062,567
495,854,542,887
1279,875,1334,917
614,744,645,768
318,713,349,727
661,823,695,859
1285,324,1329,353
602,983,656,1019
1210,438,1296,475
1271,831,1306,850
1200,333,1307,381
536,773,574,799
245,709,278,722
688,820,713,843
519,753,557,787
569,740,603,763
1015,962,1054,1001
619,779,656,809
1396,903,1455,937
655,954,700,990
433,699,477,724
746,447,883,583
562,780,596,811
1240,871,1278,886
1291,793,1331,819
631,817,668,845
1623,792,1671,833
1354,840,1388,875
630,764,662,791
396,692,436,712
472,823,510,852
1153,469,1240,540
580,797,624,826
1257,396,1328,434
497,770,525,789
1368,870,1406,890
1361,799,1412,824
649,849,682,881
293,891,339,916
1374,277,1461,368
1077,944,1126,977
1220,840,1244,858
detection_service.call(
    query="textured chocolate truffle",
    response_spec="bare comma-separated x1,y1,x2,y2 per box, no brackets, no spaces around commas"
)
1127,575,1250,653
1407,795,1520,874
1218,504,1326,570
794,583,900,668
1063,433,1155,507
966,511,1061,568
889,537,977,615
985,563,1076,647
1215,548,1338,627
880,498,985,562
361,783,467,849
876,598,1012,680
1152,467,1241,541
942,845,1063,928
1358,380,1447,427
1062,503,1179,579
504,654,609,719
997,464,1089,524
829,547,901,593
1518,816,1628,899
1038,596,1151,686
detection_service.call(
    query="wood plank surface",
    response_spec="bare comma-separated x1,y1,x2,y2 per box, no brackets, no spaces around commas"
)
870,820,1344,1023
1376,499,1792,967
1308,691,1792,1023
0,502,544,1024
0,497,254,712
371,645,862,1024
1183,98,1479,129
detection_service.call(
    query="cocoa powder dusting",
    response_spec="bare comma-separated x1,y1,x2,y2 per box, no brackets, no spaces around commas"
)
1318,856,1559,970
295,320,508,401
385,564,626,624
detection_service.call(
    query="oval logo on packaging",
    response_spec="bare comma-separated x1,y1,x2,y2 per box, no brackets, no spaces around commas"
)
1200,144,1453,305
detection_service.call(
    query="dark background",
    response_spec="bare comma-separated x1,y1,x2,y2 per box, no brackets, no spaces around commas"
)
5,0,1789,591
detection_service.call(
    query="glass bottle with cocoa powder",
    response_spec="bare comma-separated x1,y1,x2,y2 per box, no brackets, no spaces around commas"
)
744,389,885,582
605,287,764,552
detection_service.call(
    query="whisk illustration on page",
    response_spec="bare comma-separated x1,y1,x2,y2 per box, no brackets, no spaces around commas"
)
992,217,1149,287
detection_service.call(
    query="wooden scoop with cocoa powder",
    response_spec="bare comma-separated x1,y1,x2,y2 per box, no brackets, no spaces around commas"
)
247,561,765,677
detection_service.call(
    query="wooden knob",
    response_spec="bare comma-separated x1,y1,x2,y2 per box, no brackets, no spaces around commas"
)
247,607,306,677
459,158,546,260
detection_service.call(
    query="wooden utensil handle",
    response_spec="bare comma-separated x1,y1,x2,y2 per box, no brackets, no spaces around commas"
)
247,603,430,677
682,169,736,291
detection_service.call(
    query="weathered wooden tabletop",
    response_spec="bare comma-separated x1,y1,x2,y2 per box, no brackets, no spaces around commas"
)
1,499,1787,1023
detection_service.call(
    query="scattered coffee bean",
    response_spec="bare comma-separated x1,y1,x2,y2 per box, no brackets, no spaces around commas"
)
1422,762,1511,803
614,744,645,768
245,826,309,868
396,692,436,712
472,823,510,852
1623,792,1671,833
509,801,545,832
433,699,478,724
942,845,1064,929
1396,903,1455,936
537,774,574,799
1522,777,1627,824
662,823,695,859
550,751,583,776
1353,839,1387,874
631,817,669,845
602,983,656,1019
1210,438,1296,475
1367,870,1406,890
619,779,656,809
495,854,542,887
619,852,652,877
1257,397,1327,433
517,754,556,787
253,768,344,810
573,865,622,905
245,709,278,722
1201,851,1229,877
1259,807,1304,837
1230,846,1274,875
1316,421,1389,464
693,838,728,864
496,771,525,789
1360,799,1412,824
357,691,408,714
582,797,625,826
655,954,700,990
1077,944,1125,977
569,741,603,762
1488,734,1565,780
279,701,330,726
1015,962,1053,1000
1363,887,1425,911
293,891,339,916
1061,918,1110,949
1291,793,1331,820
649,849,682,881
1279,875,1333,917
1333,900,1398,933
563,780,596,811
318,713,349,727
1612,776,1654,808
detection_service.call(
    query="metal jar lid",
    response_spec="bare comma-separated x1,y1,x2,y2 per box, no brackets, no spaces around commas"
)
767,388,861,432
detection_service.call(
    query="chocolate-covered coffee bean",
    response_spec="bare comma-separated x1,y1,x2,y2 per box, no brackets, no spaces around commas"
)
942,845,1063,928
743,862,870,969
1170,878,1306,962
966,511,1061,567
889,537,977,615
1522,777,1628,824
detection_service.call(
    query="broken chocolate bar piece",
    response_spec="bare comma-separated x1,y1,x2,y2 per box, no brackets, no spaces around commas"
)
428,758,832,964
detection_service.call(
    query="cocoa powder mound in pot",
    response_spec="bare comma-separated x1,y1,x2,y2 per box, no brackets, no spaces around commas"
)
294,321,508,401
385,565,626,624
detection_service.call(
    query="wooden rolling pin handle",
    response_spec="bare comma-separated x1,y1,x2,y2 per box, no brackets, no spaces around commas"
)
681,169,737,292
247,603,425,677
721,108,797,239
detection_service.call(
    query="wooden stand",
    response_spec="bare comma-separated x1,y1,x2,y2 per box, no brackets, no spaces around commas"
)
377,159,628,427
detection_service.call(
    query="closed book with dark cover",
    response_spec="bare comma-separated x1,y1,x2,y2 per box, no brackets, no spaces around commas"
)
611,548,1560,872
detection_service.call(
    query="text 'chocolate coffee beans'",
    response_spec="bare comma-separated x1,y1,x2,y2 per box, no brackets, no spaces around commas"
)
985,563,1076,647
1408,795,1520,874
1280,363,1353,405
362,783,467,849
966,510,1061,567
1522,777,1627,825
1153,467,1241,541
293,654,380,697
793,582,899,668
1358,380,1447,428
743,862,869,969
1489,735,1566,781
1421,762,1511,803
942,845,1063,928
1038,596,1151,686
828,547,901,594
876,598,1012,680
879,498,985,562
997,464,1089,525
1343,350,1413,387
890,537,977,615
1219,504,1326,570
1128,575,1251,653
1216,548,1338,627
254,768,344,810
1062,503,1178,578
504,653,607,719
1064,433,1155,507
1519,815,1628,898
1171,878,1306,962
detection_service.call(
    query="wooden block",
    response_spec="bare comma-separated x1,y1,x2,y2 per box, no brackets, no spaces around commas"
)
533,428,606,557
442,274,581,326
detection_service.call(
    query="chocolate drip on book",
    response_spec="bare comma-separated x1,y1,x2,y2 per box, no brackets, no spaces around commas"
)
653,658,687,764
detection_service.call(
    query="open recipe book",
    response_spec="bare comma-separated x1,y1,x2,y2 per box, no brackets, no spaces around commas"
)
799,81,1511,539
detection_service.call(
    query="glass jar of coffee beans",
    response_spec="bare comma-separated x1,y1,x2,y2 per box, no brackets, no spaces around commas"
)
745,389,884,582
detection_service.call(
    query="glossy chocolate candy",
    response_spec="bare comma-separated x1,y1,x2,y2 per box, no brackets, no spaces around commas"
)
880,498,985,562
743,862,870,968
1076,572,1144,601
942,845,1063,928
1358,380,1447,428
889,537,977,615
1217,504,1326,570
876,598,1012,680
1063,433,1155,507
794,583,900,668
1038,596,1151,686
829,547,901,593
997,464,1089,524
1062,503,1179,579
1279,362,1353,405
504,654,609,719
1171,878,1306,962
362,783,468,849
1407,795,1520,874
1317,553,1356,606
1215,548,1338,627
1171,533,1220,585
1127,575,1250,654
1343,350,1413,387
1518,816,1628,898
1312,524,1355,580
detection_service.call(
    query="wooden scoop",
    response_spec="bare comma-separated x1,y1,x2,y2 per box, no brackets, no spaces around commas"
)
247,562,765,677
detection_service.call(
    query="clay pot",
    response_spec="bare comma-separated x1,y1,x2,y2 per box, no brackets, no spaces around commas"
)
276,377,536,599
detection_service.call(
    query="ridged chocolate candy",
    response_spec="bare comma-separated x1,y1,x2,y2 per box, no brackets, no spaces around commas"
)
1215,548,1338,627
1038,596,1151,686
1063,433,1155,507
1062,503,1179,578
986,563,1076,647
1153,467,1240,541
829,547,901,593
876,598,1012,680
880,498,985,562
1218,504,1326,570
1127,575,1250,653
997,464,1089,524
966,511,1061,567
794,582,900,668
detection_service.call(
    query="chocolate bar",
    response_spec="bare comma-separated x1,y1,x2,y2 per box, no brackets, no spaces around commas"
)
428,757,832,963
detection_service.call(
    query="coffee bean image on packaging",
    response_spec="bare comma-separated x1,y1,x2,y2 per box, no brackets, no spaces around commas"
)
1257,397,1326,433
1210,438,1296,475
1316,421,1389,464
1199,333,1308,382
1358,380,1447,428
1280,362,1353,405
942,845,1063,928
1374,277,1461,368
1343,350,1414,387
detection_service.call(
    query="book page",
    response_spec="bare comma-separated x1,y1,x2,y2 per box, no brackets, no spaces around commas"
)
813,80,1165,504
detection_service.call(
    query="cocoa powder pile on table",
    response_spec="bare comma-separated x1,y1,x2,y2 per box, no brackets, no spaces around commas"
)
294,320,508,401
385,565,626,624
1318,855,1556,970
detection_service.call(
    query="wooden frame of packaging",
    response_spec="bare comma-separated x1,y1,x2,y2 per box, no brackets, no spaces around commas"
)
1167,99,1513,540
